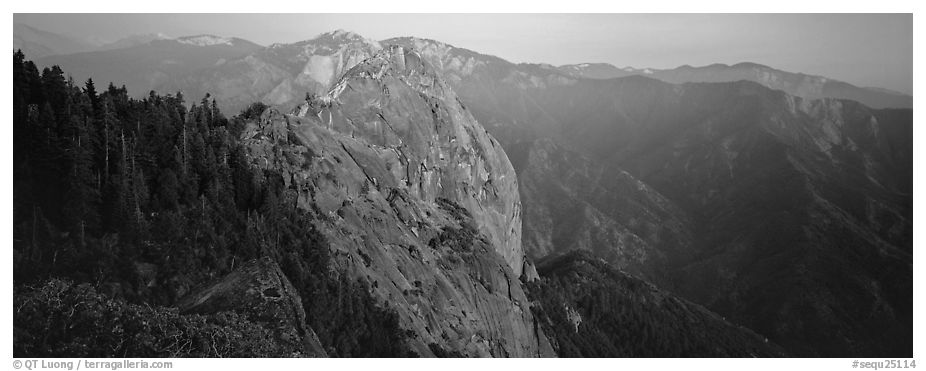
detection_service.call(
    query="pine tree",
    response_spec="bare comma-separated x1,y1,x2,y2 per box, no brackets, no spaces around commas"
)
84,78,100,115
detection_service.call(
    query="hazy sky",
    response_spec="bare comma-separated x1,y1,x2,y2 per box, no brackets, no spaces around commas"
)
14,13,913,94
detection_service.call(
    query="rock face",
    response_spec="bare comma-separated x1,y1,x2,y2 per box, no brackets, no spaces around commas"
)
227,36,911,356
290,45,524,275
239,45,552,357
177,257,327,357
384,37,580,145
386,45,911,356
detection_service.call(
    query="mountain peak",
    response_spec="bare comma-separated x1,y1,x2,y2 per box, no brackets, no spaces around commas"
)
330,29,359,38
306,45,444,108
293,43,526,278
293,29,382,51
314,29,368,42
731,61,770,69
387,36,449,48
98,33,172,51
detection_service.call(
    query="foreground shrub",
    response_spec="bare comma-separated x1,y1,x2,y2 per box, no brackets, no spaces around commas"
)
14,279,296,357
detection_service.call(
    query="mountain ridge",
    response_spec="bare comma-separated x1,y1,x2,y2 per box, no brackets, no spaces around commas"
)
14,23,100,59
557,61,912,109
15,22,910,108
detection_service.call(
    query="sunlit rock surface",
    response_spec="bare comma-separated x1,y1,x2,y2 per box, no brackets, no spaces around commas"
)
240,46,553,357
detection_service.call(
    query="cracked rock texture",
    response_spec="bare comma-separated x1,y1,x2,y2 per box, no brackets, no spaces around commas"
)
239,45,553,357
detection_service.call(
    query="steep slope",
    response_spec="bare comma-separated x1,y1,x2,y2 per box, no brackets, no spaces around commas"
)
510,138,696,288
177,257,328,357
610,82,912,357
499,75,911,356
384,37,580,145
387,39,912,356
558,62,912,109
526,251,787,357
238,45,553,357
355,36,914,357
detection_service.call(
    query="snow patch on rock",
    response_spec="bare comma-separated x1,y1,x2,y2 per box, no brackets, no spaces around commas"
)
177,35,234,46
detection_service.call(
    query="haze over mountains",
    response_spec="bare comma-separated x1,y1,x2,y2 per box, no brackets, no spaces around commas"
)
13,23,100,59
21,26,912,112
96,33,174,51
13,24,912,358
557,62,913,109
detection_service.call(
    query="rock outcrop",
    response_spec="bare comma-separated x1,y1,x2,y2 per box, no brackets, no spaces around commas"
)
293,44,524,276
239,45,552,357
177,257,327,357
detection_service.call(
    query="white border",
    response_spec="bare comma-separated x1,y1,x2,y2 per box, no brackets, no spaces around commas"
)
3,3,921,370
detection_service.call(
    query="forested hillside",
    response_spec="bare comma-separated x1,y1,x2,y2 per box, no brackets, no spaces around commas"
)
12,50,413,357
525,251,786,357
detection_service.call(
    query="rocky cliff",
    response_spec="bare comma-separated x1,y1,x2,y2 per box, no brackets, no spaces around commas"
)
239,45,552,357
359,38,914,356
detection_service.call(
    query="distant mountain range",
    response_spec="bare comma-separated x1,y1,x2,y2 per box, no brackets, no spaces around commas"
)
13,23,100,59
557,62,912,109
13,26,912,357
97,33,173,51
35,35,263,97
17,25,911,111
